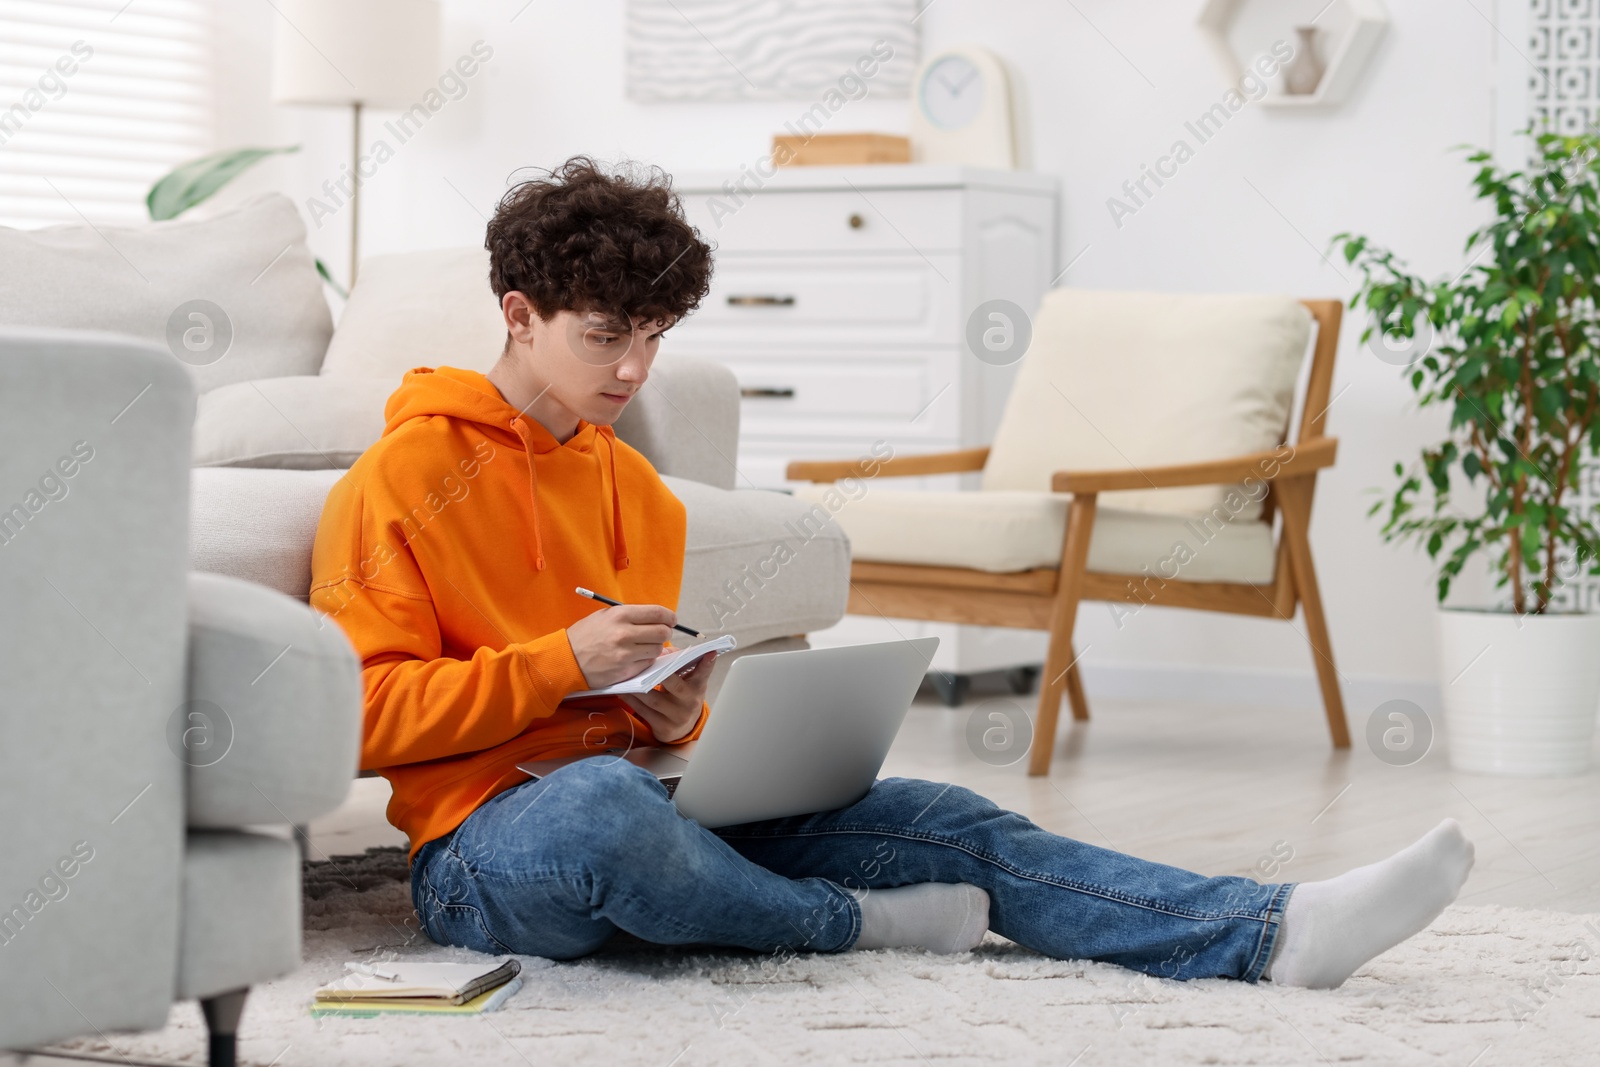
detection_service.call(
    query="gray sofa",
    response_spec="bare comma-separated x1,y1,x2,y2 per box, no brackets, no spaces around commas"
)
0,330,361,1066
0,195,850,1063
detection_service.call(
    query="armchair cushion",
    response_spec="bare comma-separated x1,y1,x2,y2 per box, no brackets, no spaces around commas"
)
0,194,332,394
184,572,361,827
982,289,1311,520
794,486,1277,584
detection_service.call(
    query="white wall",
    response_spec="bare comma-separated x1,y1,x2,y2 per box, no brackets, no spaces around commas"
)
211,0,1517,708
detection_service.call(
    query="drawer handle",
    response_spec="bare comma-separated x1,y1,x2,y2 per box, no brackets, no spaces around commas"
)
727,294,796,307
848,213,864,229
740,386,796,399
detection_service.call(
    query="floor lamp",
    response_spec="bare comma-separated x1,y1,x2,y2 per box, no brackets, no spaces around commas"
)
270,0,440,288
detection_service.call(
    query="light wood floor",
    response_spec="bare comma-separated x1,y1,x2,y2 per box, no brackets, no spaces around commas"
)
309,679,1600,913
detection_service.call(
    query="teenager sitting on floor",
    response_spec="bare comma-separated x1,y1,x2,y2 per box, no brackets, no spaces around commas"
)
309,157,1474,987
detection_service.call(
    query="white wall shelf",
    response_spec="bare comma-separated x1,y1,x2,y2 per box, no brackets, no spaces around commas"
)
1197,0,1389,109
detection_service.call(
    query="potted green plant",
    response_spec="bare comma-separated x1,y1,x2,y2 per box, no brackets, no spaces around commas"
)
1337,130,1600,776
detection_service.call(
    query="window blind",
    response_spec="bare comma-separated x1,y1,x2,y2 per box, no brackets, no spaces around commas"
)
0,0,211,228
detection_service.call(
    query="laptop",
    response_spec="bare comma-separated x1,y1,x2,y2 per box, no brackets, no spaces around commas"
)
515,637,938,828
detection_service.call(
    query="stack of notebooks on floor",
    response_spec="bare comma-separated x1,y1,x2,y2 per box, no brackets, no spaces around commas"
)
311,959,522,1016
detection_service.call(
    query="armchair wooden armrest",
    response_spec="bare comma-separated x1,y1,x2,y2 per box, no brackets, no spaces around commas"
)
787,446,990,483
1050,437,1338,494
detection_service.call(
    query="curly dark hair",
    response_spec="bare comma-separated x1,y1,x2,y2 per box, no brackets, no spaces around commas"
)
484,156,713,329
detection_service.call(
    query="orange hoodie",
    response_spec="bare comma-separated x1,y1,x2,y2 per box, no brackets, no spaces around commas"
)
309,366,704,859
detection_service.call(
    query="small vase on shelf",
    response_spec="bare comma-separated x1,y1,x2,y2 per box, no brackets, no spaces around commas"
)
1282,26,1325,96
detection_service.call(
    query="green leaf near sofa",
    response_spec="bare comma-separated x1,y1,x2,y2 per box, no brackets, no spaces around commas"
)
147,145,300,221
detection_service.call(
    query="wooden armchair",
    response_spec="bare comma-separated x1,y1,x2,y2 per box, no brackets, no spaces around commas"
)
787,293,1350,776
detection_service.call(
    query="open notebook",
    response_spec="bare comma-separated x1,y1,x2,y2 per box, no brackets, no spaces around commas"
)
563,634,736,699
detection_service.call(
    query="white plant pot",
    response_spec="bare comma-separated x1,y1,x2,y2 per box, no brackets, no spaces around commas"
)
1437,608,1600,776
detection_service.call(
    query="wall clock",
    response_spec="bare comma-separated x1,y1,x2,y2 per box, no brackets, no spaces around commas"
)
909,46,1016,167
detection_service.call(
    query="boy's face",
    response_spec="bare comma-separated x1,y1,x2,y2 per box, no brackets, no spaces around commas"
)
500,291,674,429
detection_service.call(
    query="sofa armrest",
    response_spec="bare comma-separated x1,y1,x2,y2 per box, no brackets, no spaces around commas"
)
664,476,849,645
184,572,361,828
0,328,194,1047
614,354,740,489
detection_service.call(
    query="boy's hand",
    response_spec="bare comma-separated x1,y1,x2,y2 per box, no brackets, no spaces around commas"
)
566,604,677,688
620,652,716,744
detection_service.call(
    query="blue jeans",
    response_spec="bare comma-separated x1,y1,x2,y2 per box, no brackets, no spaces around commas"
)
410,757,1293,981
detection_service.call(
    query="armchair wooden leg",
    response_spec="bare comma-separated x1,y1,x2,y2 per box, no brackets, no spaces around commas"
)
1033,640,1083,777
201,988,248,1067
1030,494,1098,776
1276,476,1351,749
1064,654,1089,722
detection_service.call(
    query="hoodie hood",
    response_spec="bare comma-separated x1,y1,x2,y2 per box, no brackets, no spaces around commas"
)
382,366,629,572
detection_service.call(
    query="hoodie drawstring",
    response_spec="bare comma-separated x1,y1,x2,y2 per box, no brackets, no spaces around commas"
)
602,427,630,571
512,417,629,573
511,418,547,571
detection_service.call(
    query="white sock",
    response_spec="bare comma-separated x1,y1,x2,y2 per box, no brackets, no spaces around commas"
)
1266,818,1475,988
853,883,990,954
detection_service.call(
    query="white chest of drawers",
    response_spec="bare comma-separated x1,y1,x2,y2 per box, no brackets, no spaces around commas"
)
671,164,1059,685
672,165,1059,489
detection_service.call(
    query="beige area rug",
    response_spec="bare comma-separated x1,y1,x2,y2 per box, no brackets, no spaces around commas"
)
52,848,1600,1067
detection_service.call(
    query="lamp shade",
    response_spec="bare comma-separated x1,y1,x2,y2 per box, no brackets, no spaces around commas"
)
271,0,441,109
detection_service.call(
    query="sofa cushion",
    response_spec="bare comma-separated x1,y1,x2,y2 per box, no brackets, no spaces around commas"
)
190,359,744,488
319,246,503,379
0,193,332,394
191,467,346,599
793,485,1278,584
982,289,1310,520
193,375,395,469
190,467,850,646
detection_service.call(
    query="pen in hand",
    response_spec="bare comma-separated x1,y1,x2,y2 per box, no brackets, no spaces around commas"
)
575,587,703,638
